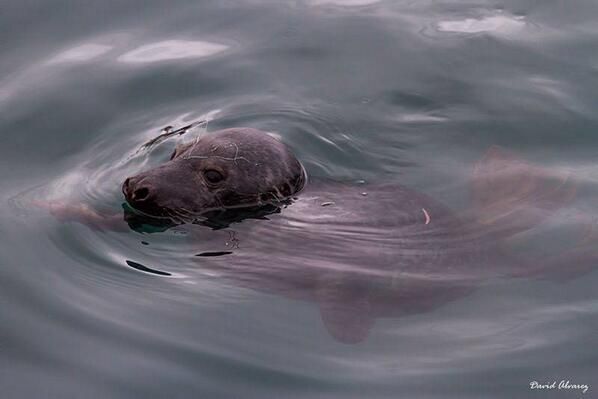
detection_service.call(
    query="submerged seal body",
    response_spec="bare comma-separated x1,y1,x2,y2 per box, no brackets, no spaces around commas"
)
123,128,306,220
36,125,590,343
117,126,585,343
121,127,493,342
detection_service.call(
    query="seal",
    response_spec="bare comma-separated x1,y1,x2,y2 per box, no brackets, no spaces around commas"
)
122,128,307,221
39,125,595,343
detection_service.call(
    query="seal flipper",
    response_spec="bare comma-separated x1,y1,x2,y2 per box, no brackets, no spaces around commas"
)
471,145,577,239
316,276,374,344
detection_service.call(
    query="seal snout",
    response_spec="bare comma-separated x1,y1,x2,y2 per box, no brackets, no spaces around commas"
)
123,176,155,209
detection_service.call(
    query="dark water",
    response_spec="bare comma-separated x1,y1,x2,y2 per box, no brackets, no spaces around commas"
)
2,1,598,398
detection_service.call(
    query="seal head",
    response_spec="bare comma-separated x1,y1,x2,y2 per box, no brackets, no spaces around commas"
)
122,128,306,221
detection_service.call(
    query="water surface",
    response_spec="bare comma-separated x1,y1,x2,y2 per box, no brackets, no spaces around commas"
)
2,1,598,398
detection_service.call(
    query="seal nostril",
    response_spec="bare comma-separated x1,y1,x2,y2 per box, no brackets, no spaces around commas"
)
133,187,150,202
124,178,131,188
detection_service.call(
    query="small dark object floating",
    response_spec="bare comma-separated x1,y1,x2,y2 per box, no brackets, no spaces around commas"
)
125,260,171,276
195,251,233,257
140,120,207,150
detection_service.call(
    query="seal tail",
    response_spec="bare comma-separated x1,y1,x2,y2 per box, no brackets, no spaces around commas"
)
470,145,577,240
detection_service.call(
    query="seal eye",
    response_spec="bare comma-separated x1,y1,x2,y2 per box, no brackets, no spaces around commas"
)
204,169,224,184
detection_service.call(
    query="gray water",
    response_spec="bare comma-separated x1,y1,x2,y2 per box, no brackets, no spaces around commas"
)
2,1,598,398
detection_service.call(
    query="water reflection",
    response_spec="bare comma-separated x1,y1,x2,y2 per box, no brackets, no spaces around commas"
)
310,0,381,6
437,13,526,35
118,40,228,64
47,44,113,64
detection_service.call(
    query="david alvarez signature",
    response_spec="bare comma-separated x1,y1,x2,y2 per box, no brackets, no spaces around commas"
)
530,380,589,394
